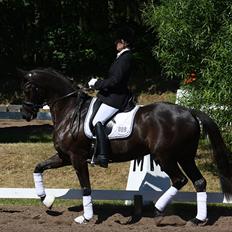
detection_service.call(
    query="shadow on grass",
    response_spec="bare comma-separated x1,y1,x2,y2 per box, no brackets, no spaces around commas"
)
0,124,53,142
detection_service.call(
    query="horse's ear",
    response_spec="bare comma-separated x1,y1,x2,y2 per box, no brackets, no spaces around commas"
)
16,68,28,80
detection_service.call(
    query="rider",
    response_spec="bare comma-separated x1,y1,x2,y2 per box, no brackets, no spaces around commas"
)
88,27,135,168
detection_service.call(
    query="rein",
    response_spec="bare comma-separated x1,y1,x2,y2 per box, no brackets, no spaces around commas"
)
47,88,88,139
49,90,78,110
70,90,88,139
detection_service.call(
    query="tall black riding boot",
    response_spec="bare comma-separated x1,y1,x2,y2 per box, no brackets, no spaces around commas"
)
94,122,109,168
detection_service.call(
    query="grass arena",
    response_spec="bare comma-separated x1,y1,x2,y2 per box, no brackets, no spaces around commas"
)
0,101,232,231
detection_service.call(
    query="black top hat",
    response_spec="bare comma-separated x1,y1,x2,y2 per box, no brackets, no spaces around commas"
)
115,26,135,46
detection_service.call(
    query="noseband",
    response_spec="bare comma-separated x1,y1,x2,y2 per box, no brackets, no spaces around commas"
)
22,101,44,114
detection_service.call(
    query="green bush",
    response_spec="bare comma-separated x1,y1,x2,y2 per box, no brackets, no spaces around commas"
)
143,0,232,149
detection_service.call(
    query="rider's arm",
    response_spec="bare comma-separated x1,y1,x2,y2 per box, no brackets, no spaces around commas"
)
94,54,132,91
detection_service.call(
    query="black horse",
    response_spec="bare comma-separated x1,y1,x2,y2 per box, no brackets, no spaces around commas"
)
21,68,232,225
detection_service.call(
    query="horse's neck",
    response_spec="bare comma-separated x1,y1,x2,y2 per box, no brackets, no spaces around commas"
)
50,91,91,126
50,95,76,125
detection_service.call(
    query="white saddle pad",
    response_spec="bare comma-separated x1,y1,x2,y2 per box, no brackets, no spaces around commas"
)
84,98,140,140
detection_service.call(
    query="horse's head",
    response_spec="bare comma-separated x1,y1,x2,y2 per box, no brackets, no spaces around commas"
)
21,69,75,121
21,71,47,121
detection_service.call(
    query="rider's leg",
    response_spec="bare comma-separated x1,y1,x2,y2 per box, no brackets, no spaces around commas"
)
92,103,118,168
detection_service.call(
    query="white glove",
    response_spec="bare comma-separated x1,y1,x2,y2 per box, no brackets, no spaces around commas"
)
88,78,98,88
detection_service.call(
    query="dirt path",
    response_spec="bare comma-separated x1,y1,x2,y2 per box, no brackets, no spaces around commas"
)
0,204,232,232
0,119,52,127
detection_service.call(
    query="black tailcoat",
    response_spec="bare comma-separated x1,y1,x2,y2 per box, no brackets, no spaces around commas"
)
94,50,133,110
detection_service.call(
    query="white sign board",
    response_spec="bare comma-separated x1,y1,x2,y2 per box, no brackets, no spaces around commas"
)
126,154,170,204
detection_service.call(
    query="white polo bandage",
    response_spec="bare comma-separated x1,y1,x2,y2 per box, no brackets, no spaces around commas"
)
33,173,45,197
83,195,93,220
155,186,178,212
196,192,207,221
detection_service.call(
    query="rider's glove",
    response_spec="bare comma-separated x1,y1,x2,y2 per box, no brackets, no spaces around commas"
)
88,78,98,88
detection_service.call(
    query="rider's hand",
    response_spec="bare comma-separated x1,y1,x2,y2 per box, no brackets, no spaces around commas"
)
88,78,98,88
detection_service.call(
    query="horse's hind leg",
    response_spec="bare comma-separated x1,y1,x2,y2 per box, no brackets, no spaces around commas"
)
33,152,71,208
178,157,208,225
154,161,188,215
70,153,93,224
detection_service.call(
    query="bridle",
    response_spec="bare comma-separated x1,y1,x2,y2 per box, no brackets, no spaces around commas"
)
23,82,87,138
23,81,78,113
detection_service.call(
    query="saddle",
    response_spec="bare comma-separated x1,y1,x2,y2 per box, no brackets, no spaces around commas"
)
84,98,140,140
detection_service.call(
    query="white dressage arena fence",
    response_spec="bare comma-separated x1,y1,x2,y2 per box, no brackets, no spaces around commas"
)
0,104,51,120
176,89,231,126
0,188,228,203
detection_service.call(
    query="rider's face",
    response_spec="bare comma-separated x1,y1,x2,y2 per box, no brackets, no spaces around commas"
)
116,39,127,52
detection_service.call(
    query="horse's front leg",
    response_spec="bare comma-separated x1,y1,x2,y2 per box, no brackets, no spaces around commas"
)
33,152,71,208
71,154,93,224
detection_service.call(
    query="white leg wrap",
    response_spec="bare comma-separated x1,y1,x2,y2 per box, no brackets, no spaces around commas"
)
42,194,55,208
83,195,93,220
33,173,45,197
74,195,93,224
196,192,207,221
155,186,178,212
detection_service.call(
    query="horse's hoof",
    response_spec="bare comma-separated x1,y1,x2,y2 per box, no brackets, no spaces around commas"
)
154,207,164,217
74,215,90,224
186,218,208,226
153,215,163,226
42,195,55,209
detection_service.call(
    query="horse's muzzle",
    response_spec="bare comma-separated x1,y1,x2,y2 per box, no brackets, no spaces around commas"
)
21,103,38,121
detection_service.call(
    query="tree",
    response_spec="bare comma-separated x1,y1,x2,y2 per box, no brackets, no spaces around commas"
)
1,0,159,102
143,0,232,148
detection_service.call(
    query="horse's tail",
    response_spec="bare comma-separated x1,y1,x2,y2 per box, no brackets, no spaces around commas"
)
190,109,232,200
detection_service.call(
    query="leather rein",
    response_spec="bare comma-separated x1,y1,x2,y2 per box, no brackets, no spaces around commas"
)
22,90,78,113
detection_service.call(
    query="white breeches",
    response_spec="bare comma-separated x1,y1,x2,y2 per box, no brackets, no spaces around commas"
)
92,103,118,126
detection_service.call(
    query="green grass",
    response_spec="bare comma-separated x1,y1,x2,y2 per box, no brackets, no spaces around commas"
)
0,198,82,207
1,198,232,213
0,142,223,192
0,198,130,208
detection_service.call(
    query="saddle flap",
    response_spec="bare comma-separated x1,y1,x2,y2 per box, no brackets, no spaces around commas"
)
84,98,140,140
